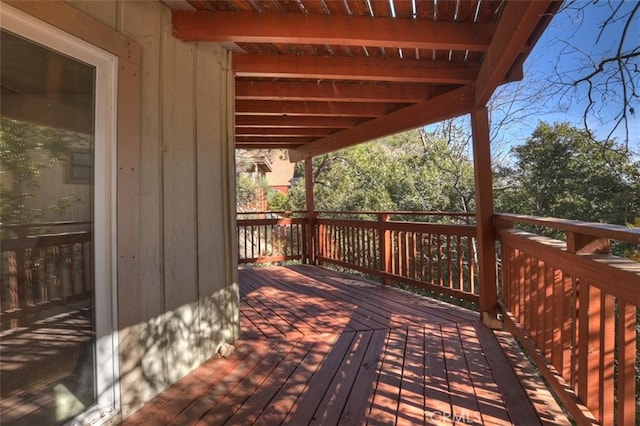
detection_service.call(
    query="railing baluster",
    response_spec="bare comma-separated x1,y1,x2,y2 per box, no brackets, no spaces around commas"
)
617,301,636,426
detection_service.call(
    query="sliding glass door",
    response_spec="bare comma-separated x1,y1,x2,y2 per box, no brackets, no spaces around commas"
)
0,6,118,425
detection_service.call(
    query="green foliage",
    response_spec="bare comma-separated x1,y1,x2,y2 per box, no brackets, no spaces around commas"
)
494,122,640,226
267,190,288,211
1,117,70,183
236,174,261,211
0,117,82,225
288,128,475,214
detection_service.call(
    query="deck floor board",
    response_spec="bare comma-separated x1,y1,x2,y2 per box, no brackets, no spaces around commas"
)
121,265,569,426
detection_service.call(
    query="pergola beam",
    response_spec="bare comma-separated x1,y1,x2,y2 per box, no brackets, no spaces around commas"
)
234,54,478,84
236,136,316,144
236,80,447,103
236,100,397,117
235,116,362,128
475,0,558,104
172,10,494,52
289,85,474,161
236,128,337,137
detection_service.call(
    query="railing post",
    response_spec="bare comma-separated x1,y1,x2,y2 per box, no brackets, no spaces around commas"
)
304,157,316,265
306,212,317,265
378,213,391,285
471,106,500,329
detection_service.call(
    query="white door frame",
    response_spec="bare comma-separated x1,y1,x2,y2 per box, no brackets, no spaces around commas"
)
0,4,120,424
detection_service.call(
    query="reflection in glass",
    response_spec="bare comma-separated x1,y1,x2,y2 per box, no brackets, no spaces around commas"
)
0,29,97,424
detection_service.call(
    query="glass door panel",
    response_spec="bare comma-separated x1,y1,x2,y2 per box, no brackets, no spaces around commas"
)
0,28,98,425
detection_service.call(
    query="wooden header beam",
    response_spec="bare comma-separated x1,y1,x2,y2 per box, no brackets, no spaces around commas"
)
172,10,494,52
235,80,447,103
234,54,478,84
475,1,559,104
289,85,474,161
236,100,396,117
235,116,362,128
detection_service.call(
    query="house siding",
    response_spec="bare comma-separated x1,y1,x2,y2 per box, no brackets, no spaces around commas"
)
2,0,239,420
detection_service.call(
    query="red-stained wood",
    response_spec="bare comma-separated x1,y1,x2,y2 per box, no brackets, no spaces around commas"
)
617,302,637,426
121,266,568,426
423,324,452,421
367,327,405,425
304,158,315,265
288,85,474,161
458,323,512,425
497,228,639,306
234,53,478,84
395,327,425,426
440,323,482,420
551,267,564,373
600,293,615,426
235,115,361,129
471,106,497,318
497,214,638,425
172,10,494,51
236,80,446,103
236,100,393,117
499,304,598,425
475,1,559,104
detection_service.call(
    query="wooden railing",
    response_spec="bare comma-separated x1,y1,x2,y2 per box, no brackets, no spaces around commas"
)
235,210,639,424
316,211,479,303
237,211,307,264
1,222,92,328
496,214,639,426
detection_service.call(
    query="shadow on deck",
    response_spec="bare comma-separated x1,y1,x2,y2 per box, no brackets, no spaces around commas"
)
122,265,570,425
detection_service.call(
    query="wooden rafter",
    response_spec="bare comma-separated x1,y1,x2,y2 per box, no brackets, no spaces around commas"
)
236,136,316,144
235,80,447,103
172,10,495,52
233,54,478,84
289,85,475,161
236,100,398,117
164,0,561,158
235,116,362,128
236,128,336,137
475,1,559,105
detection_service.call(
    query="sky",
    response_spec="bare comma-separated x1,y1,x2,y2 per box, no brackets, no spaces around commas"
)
510,0,640,152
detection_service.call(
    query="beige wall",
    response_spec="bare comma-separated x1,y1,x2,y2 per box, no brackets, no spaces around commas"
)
3,0,239,419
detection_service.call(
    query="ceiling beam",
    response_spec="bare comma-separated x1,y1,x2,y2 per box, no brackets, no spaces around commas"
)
235,80,448,103
236,100,398,117
475,0,559,105
236,128,337,137
236,143,305,150
233,54,478,84
236,136,316,144
235,116,362,128
289,85,474,161
172,10,494,52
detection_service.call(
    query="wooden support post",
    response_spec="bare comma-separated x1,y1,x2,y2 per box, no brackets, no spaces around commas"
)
305,157,316,264
378,213,391,285
471,106,499,328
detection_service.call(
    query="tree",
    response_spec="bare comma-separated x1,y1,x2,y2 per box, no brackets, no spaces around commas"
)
546,1,639,150
287,129,475,216
0,117,80,227
266,190,288,212
494,121,640,226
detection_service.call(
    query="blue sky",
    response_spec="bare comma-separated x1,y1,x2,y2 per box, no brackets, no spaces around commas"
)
513,1,640,151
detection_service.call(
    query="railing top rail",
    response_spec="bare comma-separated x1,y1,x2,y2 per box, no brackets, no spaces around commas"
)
1,221,92,229
317,210,475,217
495,213,640,244
236,210,307,216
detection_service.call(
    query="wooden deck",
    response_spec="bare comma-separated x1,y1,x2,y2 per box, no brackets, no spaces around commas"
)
122,265,569,425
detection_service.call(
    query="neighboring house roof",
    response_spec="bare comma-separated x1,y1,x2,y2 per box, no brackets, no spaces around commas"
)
265,151,295,188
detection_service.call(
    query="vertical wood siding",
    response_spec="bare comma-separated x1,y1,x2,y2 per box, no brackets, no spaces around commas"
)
4,0,239,417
